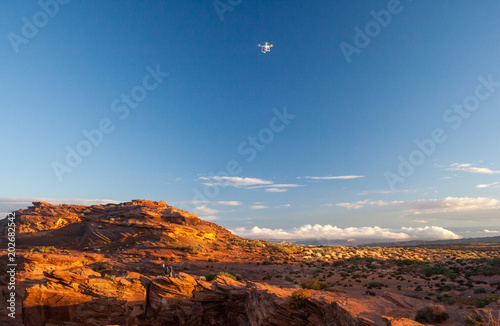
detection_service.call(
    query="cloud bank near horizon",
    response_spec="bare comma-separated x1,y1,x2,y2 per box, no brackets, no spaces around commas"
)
231,224,461,241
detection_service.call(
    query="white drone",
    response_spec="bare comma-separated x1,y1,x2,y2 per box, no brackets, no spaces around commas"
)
258,42,273,53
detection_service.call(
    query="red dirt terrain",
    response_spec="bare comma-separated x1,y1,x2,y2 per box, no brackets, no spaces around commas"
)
1,200,499,325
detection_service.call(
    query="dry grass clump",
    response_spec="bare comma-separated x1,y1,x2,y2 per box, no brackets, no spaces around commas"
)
466,311,500,326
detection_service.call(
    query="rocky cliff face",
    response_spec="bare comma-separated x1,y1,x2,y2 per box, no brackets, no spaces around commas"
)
22,270,424,326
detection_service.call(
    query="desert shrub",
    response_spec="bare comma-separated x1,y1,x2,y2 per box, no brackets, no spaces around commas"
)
476,295,500,308
96,263,113,270
397,259,416,266
184,245,201,254
421,265,455,278
290,288,310,309
479,258,500,276
436,291,455,304
205,272,237,282
415,305,449,323
440,282,456,291
262,260,272,265
367,281,384,289
301,279,329,290
205,273,217,281
269,243,288,254
285,275,295,282
365,290,376,296
474,287,487,294
415,285,423,291
29,246,56,253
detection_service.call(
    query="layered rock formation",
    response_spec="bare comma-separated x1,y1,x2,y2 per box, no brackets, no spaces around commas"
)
22,270,425,326
1,200,231,251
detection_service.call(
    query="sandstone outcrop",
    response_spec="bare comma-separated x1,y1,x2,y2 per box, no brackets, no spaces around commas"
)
22,270,429,326
0,200,232,251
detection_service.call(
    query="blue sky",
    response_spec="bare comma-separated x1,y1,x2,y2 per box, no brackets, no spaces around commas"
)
1,0,500,241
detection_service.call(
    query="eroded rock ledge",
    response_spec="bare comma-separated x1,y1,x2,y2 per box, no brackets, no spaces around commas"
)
23,269,424,326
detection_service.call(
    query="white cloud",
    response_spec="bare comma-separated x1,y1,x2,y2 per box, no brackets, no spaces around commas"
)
265,188,288,193
358,189,417,195
301,175,365,180
248,183,303,189
231,224,460,241
215,201,242,206
448,163,500,174
199,176,273,188
193,206,219,215
197,176,303,193
483,229,500,234
404,197,500,211
336,197,500,213
336,202,364,209
174,200,242,206
476,182,500,189
250,205,267,209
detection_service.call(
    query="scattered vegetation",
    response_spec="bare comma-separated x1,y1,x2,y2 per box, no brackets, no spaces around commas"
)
421,265,456,278
29,246,56,253
367,281,384,290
